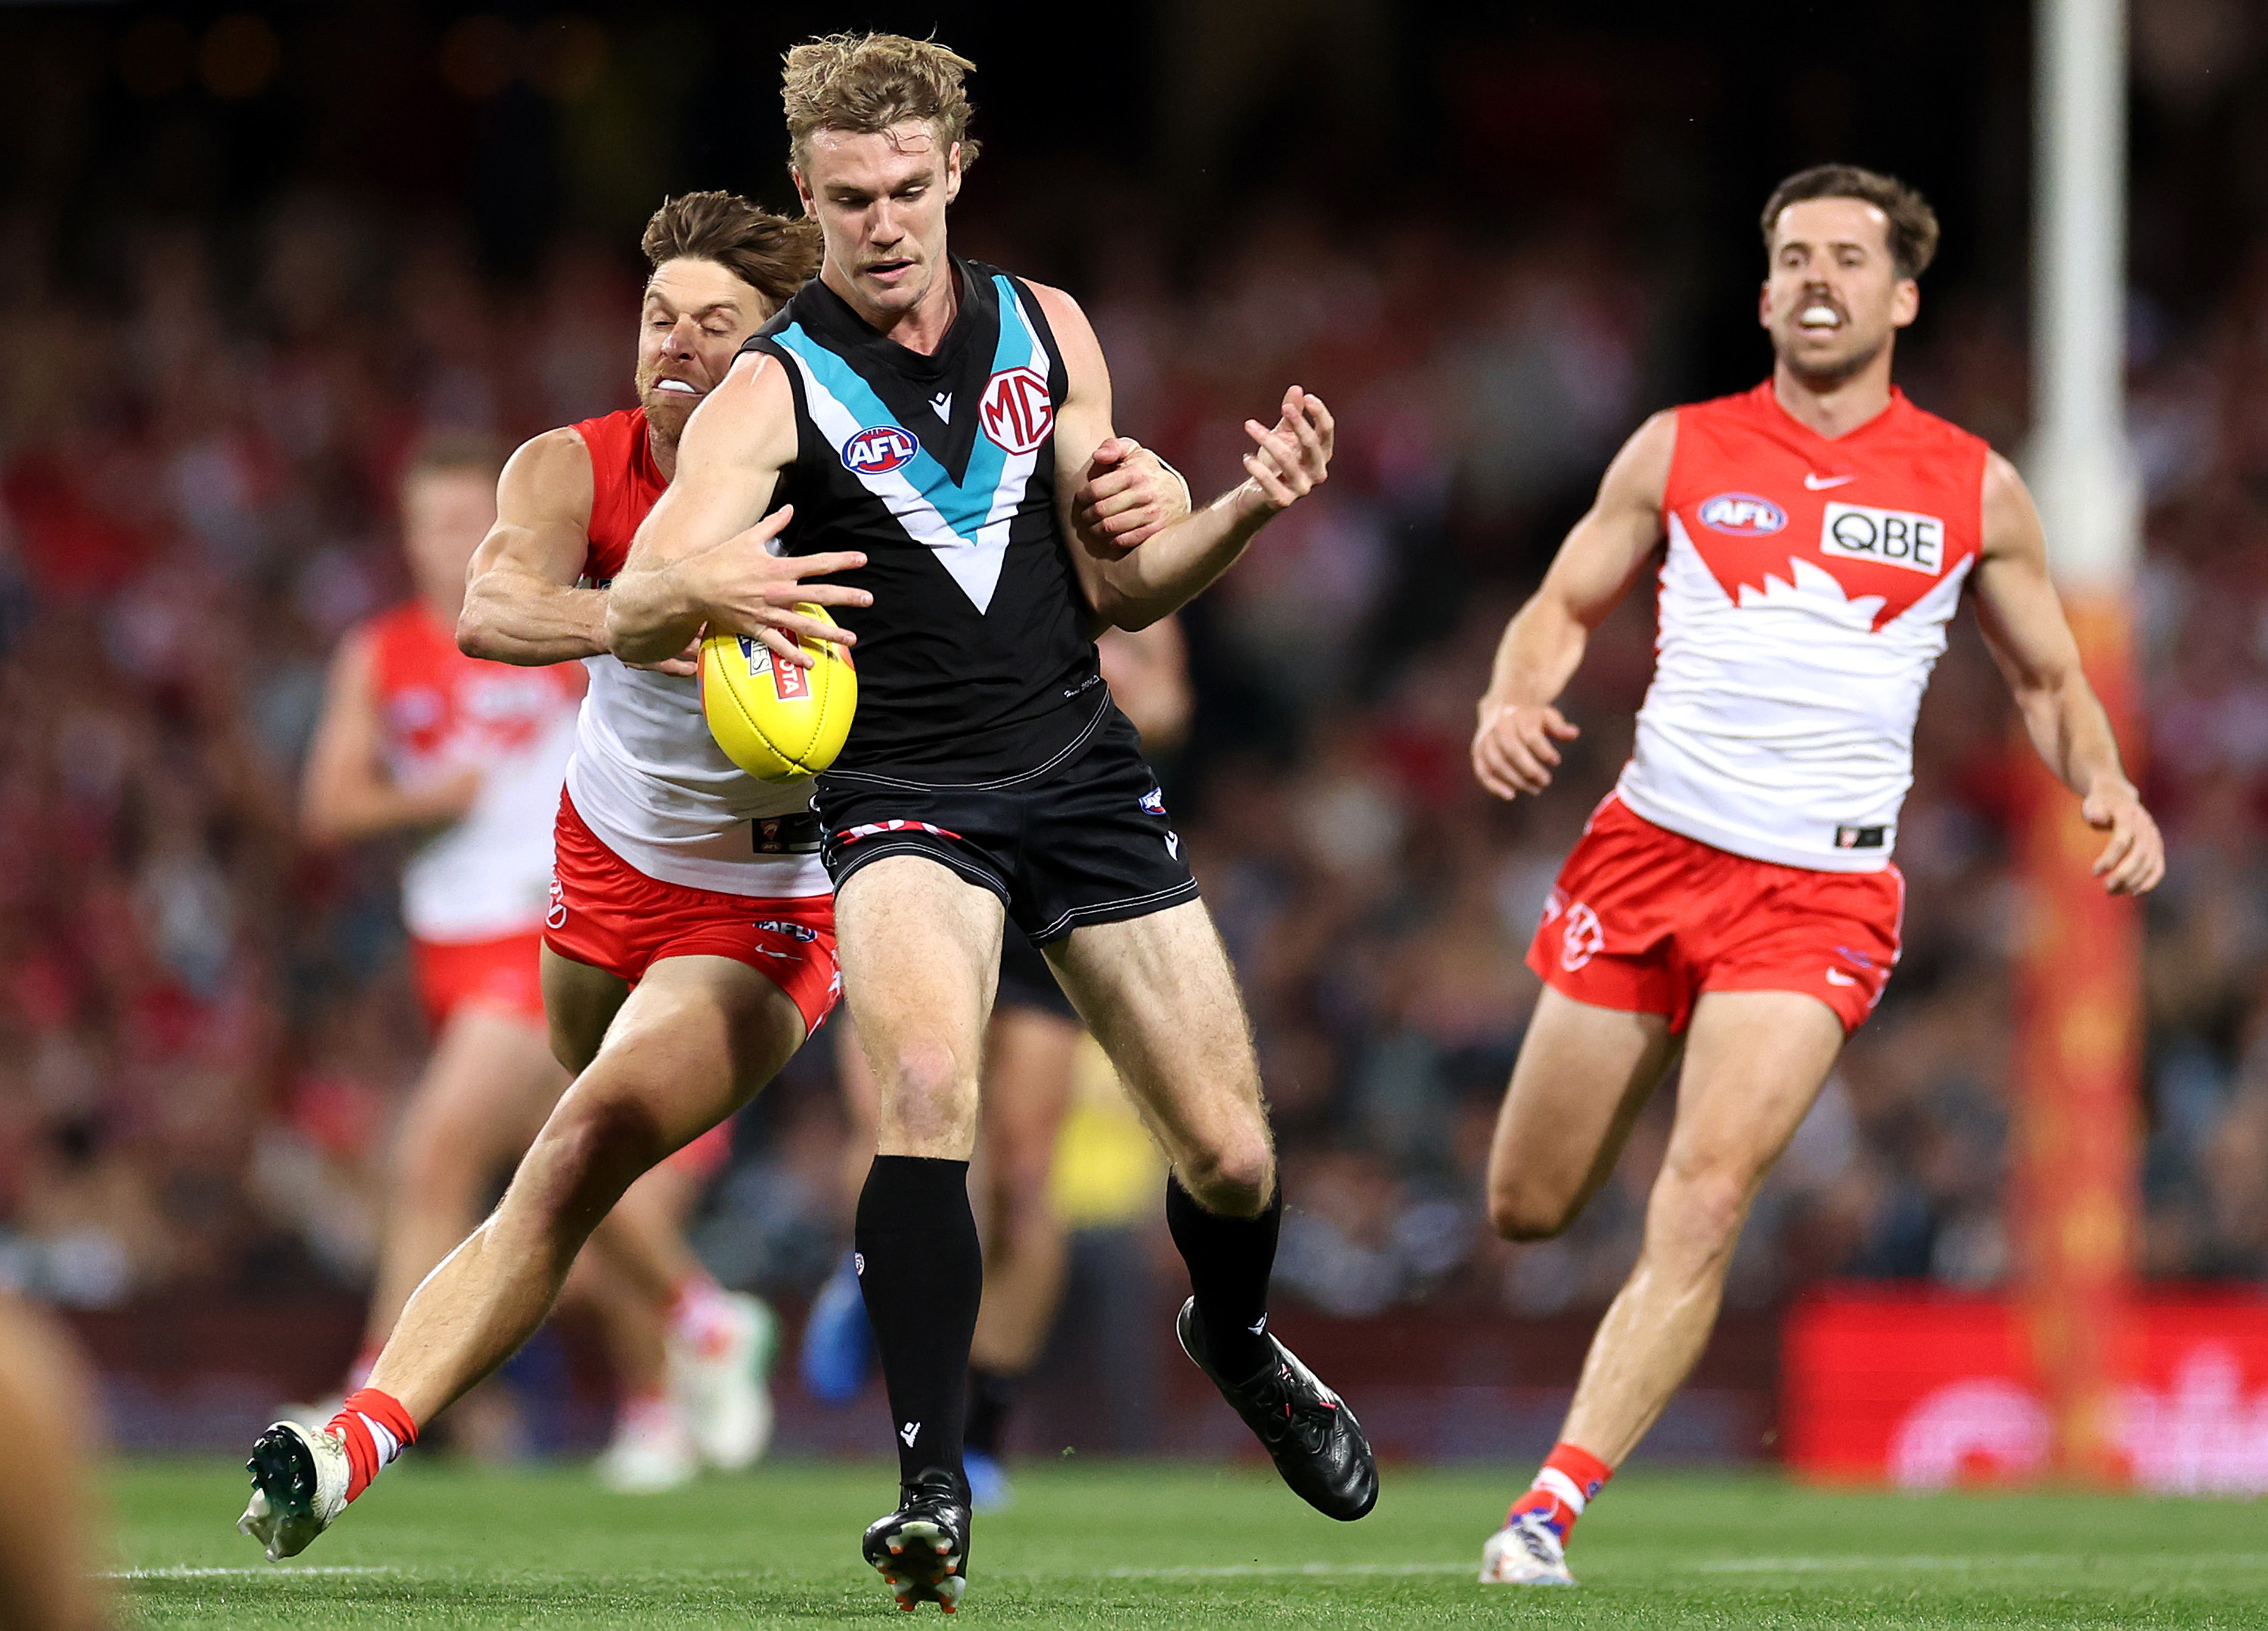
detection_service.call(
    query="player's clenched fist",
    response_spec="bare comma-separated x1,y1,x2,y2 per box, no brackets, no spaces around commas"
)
1074,438,1188,550
1472,701,1581,802
1235,387,1333,516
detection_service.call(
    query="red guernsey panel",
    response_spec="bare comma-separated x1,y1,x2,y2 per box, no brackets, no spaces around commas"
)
1784,1288,2268,1491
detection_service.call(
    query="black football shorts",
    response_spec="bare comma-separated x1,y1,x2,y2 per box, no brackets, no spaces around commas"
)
814,708,1198,945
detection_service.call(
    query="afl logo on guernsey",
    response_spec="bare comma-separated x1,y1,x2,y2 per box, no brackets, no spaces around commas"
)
842,425,919,475
1698,492,1788,536
980,366,1053,454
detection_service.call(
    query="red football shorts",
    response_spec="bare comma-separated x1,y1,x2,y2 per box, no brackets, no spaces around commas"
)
544,791,839,1037
1526,795,1904,1035
411,932,548,1031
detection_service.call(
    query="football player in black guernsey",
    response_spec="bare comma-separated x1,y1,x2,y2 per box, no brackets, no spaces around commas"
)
606,33,1374,1611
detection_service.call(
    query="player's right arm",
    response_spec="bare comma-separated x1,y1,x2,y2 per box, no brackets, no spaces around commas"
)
605,353,870,668
300,630,479,845
1471,411,1676,802
458,429,611,666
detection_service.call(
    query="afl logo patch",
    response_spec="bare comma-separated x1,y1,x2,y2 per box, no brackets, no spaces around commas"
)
980,367,1053,454
1697,492,1788,536
842,425,919,475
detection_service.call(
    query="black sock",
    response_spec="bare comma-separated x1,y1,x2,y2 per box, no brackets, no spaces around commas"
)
1166,1174,1283,1381
855,1155,982,1490
964,1368,1017,1459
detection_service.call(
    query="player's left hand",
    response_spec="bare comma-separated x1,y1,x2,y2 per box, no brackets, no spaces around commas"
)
2083,780,2165,896
1074,439,1188,550
1236,387,1333,516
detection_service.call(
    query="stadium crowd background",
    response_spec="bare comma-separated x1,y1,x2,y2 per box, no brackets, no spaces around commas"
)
0,1,2265,1440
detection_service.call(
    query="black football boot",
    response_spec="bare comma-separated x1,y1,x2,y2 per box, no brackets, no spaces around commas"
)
1177,1296,1379,1520
861,1469,972,1612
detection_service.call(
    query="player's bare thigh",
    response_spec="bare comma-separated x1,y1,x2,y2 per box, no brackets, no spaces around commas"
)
833,854,1004,1159
1043,898,1272,1214
1655,988,1845,1229
1486,986,1680,1241
541,953,809,1171
541,944,634,1075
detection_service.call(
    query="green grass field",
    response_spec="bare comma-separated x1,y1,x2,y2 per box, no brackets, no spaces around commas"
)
108,1456,2267,1629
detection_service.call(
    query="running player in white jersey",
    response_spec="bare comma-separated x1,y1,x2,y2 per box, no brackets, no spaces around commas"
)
299,437,707,1491
1468,165,2164,1586
237,193,1186,1560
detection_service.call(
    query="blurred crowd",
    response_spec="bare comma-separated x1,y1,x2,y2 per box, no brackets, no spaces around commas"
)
0,181,2264,1341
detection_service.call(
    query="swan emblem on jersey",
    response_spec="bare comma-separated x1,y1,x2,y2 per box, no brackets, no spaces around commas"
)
1697,492,1787,535
980,366,1052,454
841,425,919,475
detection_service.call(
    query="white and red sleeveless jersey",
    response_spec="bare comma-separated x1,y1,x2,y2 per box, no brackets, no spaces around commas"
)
564,408,827,898
1616,383,1991,872
364,603,583,942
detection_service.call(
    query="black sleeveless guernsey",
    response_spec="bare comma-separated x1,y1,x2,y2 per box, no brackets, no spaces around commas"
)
744,259,1105,786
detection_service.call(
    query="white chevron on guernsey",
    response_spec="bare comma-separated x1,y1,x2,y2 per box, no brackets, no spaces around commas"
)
776,288,1046,615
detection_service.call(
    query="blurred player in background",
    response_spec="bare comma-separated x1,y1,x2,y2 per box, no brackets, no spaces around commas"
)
618,33,1374,1611
1467,165,2164,1586
298,436,756,1493
0,1293,104,1631
238,189,1184,1563
804,619,1194,1510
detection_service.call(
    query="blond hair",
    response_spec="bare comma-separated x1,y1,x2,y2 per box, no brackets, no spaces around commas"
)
781,33,979,172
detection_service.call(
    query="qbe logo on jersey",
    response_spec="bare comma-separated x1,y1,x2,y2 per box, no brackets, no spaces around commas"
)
980,367,1053,454
841,424,919,475
1820,502,1945,575
735,634,808,700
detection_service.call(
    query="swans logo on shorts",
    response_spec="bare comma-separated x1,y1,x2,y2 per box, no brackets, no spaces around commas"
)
1697,493,1788,536
841,425,919,475
1559,901,1604,971
546,875,567,931
980,367,1053,454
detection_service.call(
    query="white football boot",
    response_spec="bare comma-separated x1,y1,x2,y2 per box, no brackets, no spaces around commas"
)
1479,1510,1579,1586
672,1291,777,1471
237,1420,351,1561
596,1396,699,1493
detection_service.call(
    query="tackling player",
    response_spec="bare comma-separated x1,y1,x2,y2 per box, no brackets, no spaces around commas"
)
299,436,736,1493
1467,165,2164,1586
611,35,1377,1611
236,190,1185,1561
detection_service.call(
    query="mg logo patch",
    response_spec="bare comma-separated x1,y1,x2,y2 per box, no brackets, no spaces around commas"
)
980,366,1053,454
1820,502,1944,575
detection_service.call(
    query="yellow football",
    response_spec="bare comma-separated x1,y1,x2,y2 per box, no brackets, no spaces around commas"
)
698,605,857,782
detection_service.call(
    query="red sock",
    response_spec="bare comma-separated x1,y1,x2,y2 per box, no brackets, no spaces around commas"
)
1508,1441,1613,1541
327,1387,419,1502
